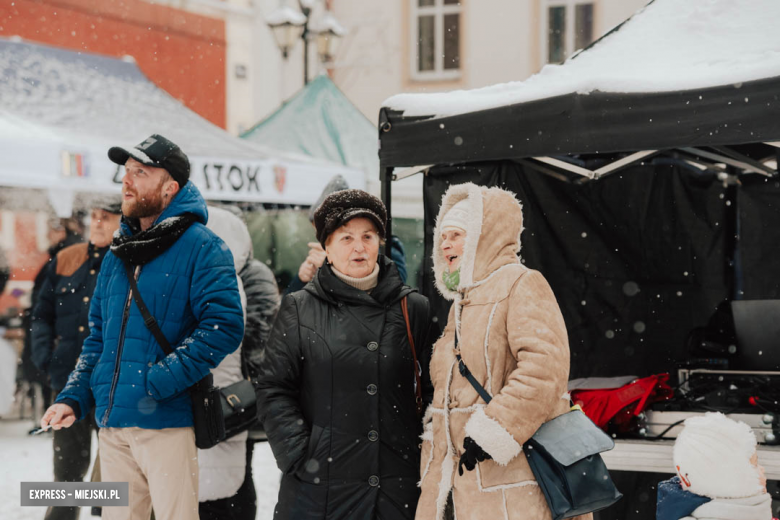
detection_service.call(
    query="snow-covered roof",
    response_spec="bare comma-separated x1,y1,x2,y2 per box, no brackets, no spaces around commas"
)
0,38,265,159
310,12,347,36
384,0,780,118
266,6,307,26
0,38,364,208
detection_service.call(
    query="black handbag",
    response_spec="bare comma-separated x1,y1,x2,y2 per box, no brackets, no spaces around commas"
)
219,378,258,439
454,333,622,519
124,263,232,449
524,410,623,519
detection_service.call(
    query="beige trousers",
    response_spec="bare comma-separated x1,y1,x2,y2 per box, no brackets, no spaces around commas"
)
98,426,198,520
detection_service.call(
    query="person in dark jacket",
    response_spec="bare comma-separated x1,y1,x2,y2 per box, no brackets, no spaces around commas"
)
40,134,244,520
258,189,435,520
21,218,83,429
0,247,9,295
31,197,122,520
240,260,281,383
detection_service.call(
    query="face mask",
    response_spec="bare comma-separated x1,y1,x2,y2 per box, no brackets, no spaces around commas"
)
442,268,460,292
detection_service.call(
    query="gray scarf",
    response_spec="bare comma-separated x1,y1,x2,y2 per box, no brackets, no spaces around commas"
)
686,493,772,520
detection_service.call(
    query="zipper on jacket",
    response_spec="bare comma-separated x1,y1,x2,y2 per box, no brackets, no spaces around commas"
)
103,265,139,425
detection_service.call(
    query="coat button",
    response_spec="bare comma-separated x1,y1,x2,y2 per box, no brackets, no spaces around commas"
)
368,430,379,442
367,341,378,352
61,287,67,293
94,252,100,258
78,326,85,332
368,475,379,487
83,297,90,303
366,384,377,395
90,269,96,275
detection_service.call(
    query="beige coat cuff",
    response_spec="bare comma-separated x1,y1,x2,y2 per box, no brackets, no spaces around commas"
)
464,407,522,466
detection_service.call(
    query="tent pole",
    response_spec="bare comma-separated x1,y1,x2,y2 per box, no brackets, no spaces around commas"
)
381,165,393,258
680,147,773,177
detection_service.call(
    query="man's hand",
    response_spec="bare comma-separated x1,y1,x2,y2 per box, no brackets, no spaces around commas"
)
458,436,492,475
40,403,76,431
297,242,328,283
306,242,327,267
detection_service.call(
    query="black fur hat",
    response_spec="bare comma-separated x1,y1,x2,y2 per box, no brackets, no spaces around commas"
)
313,189,387,247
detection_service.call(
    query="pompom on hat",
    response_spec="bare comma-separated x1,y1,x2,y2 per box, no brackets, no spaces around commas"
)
673,412,763,499
313,189,387,247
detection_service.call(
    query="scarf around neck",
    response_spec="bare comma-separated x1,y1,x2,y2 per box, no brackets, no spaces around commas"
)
688,493,773,520
332,263,380,292
442,268,460,292
111,214,197,266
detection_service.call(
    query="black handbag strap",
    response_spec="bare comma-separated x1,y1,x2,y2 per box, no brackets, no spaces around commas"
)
124,262,174,356
454,333,493,404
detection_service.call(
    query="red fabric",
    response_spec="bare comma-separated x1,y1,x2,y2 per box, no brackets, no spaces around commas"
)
571,374,674,431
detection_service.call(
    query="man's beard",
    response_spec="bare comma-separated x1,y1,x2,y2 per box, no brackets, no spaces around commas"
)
122,188,166,219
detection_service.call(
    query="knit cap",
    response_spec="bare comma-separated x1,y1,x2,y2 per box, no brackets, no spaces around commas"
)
441,199,469,232
673,412,763,499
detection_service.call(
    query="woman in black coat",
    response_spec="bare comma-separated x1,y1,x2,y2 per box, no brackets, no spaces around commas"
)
258,190,434,520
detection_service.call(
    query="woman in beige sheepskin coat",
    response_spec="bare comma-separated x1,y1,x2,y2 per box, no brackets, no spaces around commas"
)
416,183,591,520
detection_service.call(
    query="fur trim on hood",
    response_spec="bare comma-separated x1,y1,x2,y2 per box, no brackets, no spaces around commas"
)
432,183,524,300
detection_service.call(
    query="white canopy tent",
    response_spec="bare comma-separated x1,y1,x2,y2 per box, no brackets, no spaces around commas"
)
0,38,364,217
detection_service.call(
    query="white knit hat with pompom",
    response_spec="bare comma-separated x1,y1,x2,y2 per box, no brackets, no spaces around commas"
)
441,199,470,232
673,412,763,499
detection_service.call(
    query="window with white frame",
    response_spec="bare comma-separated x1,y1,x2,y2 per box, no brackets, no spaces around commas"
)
411,0,461,80
545,0,594,64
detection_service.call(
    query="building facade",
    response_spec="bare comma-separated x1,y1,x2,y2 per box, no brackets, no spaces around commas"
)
0,0,230,128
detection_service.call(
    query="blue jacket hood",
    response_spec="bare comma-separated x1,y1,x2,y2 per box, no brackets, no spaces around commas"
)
120,181,208,236
657,477,712,520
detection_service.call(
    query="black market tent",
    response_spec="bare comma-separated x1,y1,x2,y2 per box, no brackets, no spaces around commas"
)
0,37,364,217
378,74,780,169
377,0,780,382
379,0,780,170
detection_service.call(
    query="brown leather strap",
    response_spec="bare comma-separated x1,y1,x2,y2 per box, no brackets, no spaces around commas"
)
401,296,423,417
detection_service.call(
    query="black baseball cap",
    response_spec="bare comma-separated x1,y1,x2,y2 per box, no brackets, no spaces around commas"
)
108,134,190,187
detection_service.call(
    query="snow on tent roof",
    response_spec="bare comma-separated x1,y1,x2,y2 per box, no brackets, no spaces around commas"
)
0,38,364,209
0,38,264,159
377,0,780,168
383,0,780,119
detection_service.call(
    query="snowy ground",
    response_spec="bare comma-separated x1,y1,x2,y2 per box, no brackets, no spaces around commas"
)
0,419,281,520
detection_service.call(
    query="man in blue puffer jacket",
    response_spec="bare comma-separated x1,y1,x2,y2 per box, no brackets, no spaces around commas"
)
40,134,244,520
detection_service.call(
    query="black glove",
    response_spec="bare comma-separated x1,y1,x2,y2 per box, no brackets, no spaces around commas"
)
458,436,492,476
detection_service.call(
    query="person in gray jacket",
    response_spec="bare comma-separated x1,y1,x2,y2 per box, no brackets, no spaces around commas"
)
200,205,280,520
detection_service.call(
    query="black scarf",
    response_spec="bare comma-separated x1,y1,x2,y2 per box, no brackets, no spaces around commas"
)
111,214,197,266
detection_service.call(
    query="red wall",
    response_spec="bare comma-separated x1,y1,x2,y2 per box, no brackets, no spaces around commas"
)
0,212,48,314
0,0,227,128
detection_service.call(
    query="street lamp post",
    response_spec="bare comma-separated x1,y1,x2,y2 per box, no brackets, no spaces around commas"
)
300,1,312,85
266,1,344,86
